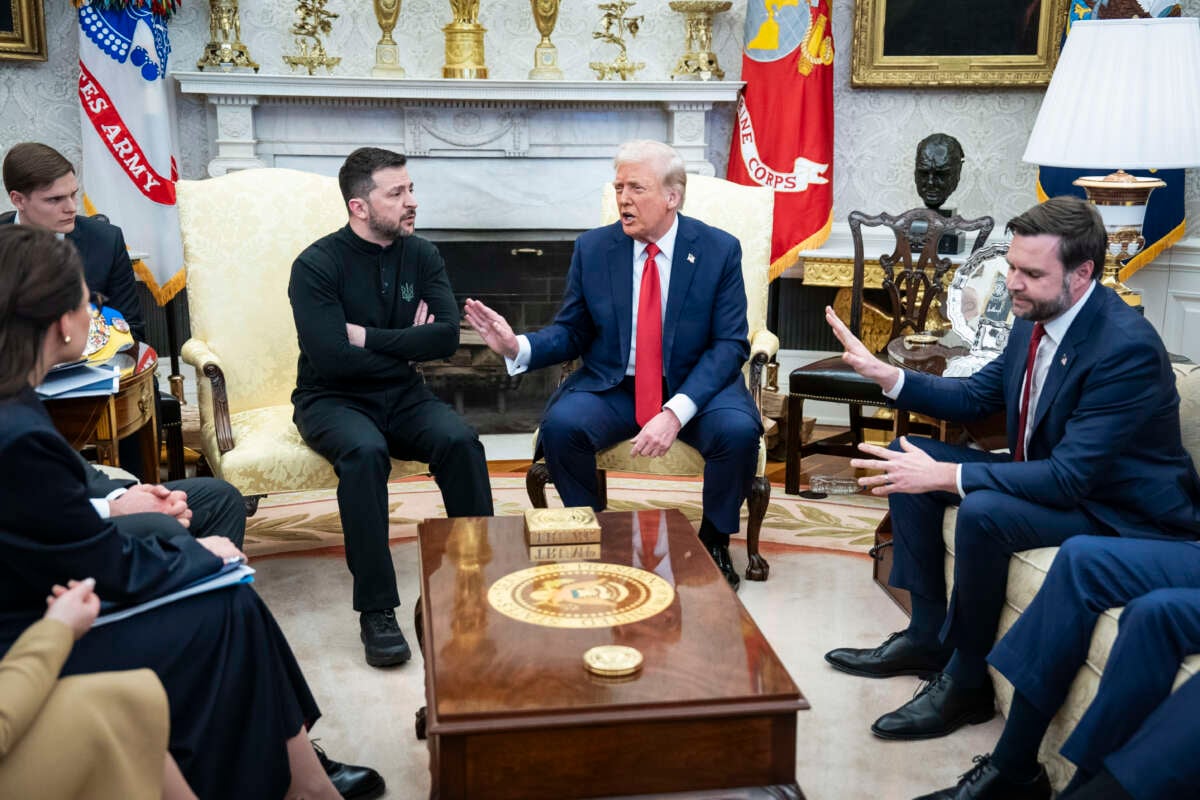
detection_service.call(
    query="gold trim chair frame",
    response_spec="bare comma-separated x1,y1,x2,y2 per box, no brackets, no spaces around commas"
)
851,0,1070,88
178,168,427,515
784,207,993,495
525,175,779,581
0,0,48,61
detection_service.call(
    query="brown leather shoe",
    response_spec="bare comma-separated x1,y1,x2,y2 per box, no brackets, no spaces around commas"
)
825,631,951,679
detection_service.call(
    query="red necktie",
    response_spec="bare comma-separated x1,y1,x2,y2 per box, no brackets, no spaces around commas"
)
635,243,663,426
1014,322,1046,462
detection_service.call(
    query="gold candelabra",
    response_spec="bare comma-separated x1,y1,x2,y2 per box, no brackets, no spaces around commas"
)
528,0,563,80
197,0,259,72
669,1,730,81
589,0,644,81
282,0,341,75
443,0,488,78
372,0,406,76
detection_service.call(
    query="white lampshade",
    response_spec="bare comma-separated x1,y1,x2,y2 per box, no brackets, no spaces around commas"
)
1022,17,1200,169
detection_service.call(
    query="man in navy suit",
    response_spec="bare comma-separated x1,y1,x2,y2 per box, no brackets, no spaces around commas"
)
916,536,1200,800
2,142,145,341
464,140,761,589
820,197,1200,746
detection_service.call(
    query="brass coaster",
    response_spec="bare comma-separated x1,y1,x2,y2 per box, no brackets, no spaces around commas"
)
904,333,939,347
583,645,643,677
487,562,675,628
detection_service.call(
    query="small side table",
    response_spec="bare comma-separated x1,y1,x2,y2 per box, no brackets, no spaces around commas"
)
46,361,159,473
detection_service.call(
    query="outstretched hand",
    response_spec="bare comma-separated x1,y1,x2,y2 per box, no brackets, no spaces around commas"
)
849,436,958,496
824,306,901,392
463,298,519,359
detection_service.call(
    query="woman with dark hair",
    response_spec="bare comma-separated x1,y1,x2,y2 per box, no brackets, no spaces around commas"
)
0,226,380,799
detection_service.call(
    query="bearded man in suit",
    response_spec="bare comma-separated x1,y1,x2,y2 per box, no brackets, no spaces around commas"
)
821,195,1200,753
465,140,761,589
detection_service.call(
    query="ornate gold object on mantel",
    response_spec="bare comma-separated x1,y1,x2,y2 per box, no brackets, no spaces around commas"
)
197,0,259,72
528,0,563,80
668,1,730,81
371,0,406,77
443,0,488,79
589,1,644,81
282,0,340,75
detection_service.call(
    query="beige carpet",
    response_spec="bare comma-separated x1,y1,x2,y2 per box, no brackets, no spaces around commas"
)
255,542,1003,800
244,475,889,559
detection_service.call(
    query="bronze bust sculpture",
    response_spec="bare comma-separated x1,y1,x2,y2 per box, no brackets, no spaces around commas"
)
914,133,964,211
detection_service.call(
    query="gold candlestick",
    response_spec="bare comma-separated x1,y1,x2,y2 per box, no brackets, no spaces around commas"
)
669,0,731,81
372,0,406,76
443,0,488,79
589,1,644,81
528,0,563,80
197,0,259,72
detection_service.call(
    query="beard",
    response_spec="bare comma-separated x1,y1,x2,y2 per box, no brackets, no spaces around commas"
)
1014,276,1073,322
366,205,414,241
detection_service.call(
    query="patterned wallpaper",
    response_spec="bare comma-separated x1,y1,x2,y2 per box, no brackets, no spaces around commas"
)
2,0,1198,230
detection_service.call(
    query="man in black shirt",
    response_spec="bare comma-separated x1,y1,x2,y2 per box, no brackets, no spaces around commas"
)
289,147,493,668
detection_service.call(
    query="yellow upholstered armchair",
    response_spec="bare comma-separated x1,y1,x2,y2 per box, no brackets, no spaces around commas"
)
177,168,426,514
525,174,779,581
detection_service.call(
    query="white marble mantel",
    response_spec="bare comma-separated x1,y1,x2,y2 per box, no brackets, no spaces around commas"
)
172,72,742,232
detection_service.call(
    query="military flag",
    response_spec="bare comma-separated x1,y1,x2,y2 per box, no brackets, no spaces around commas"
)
727,0,834,281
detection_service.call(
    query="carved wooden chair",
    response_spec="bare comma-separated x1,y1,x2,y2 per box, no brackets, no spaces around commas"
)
784,208,994,495
525,174,779,581
177,168,427,514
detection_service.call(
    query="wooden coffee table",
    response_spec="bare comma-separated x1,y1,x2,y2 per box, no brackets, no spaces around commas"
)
417,509,807,800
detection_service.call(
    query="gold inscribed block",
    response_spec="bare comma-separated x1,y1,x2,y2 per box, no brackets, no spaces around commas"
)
524,507,602,545
527,543,603,562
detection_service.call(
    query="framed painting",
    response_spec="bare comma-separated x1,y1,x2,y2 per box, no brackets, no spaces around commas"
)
851,0,1071,88
1,0,47,62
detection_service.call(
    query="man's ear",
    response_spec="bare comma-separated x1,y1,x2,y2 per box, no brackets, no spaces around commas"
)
347,197,367,220
9,190,27,212
666,189,681,211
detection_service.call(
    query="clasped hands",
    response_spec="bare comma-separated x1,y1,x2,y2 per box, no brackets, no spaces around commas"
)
463,297,682,458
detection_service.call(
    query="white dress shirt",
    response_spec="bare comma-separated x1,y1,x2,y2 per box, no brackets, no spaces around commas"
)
506,215,699,426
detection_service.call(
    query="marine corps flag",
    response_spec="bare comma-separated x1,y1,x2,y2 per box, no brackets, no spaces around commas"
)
1038,0,1185,281
77,0,185,304
727,0,834,281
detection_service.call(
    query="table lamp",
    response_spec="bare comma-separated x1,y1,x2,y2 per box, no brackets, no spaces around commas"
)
1022,17,1200,306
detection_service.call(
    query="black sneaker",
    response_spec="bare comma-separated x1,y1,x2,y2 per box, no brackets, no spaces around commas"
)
312,741,386,799
360,609,412,667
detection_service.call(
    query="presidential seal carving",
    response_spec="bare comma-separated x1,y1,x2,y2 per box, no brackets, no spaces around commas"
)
487,562,674,628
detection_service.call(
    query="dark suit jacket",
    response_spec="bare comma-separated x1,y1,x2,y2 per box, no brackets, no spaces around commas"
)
898,284,1200,539
0,388,219,633
0,212,146,342
526,214,759,422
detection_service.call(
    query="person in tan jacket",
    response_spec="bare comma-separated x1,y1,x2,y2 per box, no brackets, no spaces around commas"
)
0,578,195,799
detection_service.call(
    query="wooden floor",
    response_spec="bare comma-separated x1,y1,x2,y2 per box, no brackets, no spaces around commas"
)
487,424,860,486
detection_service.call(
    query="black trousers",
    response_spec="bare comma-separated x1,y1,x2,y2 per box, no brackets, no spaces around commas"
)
294,383,493,611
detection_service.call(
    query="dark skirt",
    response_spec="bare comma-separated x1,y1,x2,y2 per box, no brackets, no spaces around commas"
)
58,585,319,800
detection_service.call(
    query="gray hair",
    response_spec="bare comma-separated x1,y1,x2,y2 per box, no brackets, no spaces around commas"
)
613,140,687,206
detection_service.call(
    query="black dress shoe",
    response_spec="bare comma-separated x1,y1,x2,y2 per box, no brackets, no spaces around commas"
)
360,609,411,667
825,631,951,679
871,672,995,740
313,742,386,800
704,541,740,590
913,754,1051,800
